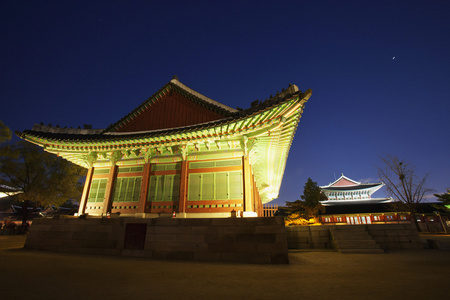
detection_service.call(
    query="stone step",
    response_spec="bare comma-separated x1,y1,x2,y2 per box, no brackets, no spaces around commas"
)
340,248,384,254
330,229,367,232
331,233,372,239
331,228,367,233
337,241,380,249
333,237,376,244
331,226,367,231
331,230,367,234
330,227,384,254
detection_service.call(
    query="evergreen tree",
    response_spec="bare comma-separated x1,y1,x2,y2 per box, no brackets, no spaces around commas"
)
434,190,450,208
285,178,326,223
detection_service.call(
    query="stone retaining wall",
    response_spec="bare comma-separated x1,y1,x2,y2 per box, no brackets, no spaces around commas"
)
25,216,288,264
367,224,423,249
286,226,331,249
286,224,422,250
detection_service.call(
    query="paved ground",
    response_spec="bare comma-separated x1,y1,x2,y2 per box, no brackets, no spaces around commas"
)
1,234,449,300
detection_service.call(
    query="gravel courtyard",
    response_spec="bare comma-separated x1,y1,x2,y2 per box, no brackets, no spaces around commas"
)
1,235,449,299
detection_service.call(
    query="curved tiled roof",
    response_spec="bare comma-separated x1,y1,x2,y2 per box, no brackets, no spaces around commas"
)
18,82,309,144
321,183,382,191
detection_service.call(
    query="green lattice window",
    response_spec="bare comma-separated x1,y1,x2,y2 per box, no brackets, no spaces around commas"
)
148,174,180,202
93,168,110,175
188,171,243,201
112,177,142,202
189,159,242,169
151,163,181,171
87,178,108,203
117,166,144,174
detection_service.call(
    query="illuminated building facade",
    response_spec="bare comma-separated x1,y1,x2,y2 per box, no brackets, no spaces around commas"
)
19,78,312,218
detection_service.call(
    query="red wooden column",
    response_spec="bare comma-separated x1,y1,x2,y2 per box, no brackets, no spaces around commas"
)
102,165,118,216
138,163,151,214
178,160,189,215
78,167,94,215
242,155,254,215
252,174,262,217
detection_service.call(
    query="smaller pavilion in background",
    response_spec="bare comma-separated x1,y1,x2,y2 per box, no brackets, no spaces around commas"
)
318,175,445,231
319,174,399,225
320,174,393,206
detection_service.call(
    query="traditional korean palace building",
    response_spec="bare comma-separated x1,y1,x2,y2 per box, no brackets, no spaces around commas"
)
18,78,312,218
320,174,393,206
317,175,447,231
319,174,402,225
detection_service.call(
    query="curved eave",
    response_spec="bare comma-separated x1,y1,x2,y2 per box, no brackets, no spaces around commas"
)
254,111,302,204
249,92,311,204
322,183,384,194
321,198,395,206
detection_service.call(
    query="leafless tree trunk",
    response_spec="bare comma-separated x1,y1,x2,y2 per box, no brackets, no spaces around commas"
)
377,155,432,232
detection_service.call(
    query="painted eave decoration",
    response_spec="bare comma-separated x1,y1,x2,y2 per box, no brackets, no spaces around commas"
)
17,78,312,204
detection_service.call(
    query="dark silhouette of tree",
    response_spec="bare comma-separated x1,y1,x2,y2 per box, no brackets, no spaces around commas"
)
0,122,86,224
0,121,12,144
285,178,326,224
434,190,450,206
377,155,432,231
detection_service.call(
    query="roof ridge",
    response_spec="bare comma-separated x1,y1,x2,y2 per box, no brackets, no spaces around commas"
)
322,174,361,188
104,78,238,133
28,124,104,135
170,78,237,113
103,80,173,133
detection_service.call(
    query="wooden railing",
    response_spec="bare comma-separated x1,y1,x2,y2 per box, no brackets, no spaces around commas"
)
260,204,278,217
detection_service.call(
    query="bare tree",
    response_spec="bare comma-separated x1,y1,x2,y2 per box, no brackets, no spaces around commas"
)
377,155,432,231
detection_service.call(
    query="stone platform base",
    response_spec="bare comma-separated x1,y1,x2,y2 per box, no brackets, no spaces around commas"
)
25,216,288,264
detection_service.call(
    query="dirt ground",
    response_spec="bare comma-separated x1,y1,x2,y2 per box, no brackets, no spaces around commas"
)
1,235,449,300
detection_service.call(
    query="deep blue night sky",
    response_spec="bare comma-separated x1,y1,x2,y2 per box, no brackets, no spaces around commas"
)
1,0,449,205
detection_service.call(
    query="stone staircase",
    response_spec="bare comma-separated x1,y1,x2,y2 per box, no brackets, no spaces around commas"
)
330,226,384,254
